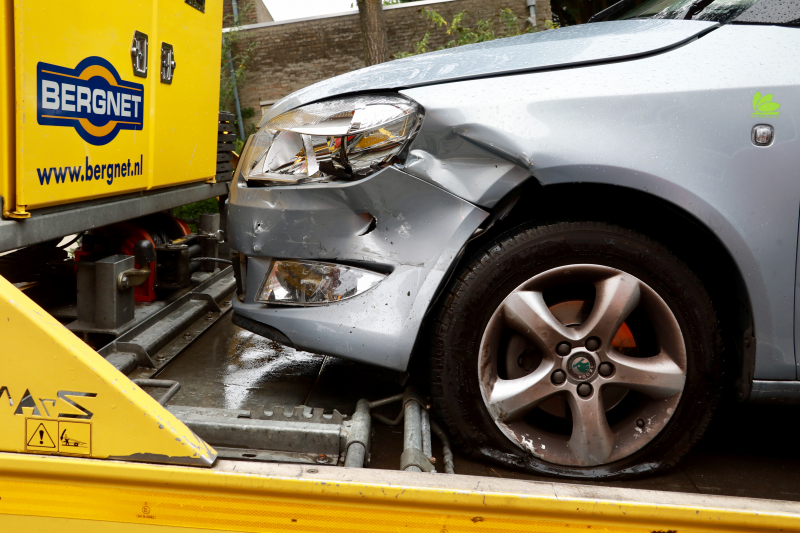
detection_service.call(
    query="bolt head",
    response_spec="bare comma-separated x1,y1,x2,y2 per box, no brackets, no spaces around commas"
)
551,370,566,384
577,383,592,397
585,337,601,351
556,342,571,356
598,362,614,377
636,418,645,428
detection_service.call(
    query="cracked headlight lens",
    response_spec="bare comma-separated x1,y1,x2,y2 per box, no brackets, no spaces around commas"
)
256,260,385,305
239,95,422,185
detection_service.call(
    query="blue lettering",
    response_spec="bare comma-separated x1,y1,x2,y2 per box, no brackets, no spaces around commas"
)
53,167,67,184
37,168,52,185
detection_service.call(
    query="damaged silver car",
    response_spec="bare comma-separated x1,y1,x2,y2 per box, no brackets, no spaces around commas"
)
228,0,800,479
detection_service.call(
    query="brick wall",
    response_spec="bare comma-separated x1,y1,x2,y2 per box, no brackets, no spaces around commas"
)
224,0,552,127
222,0,272,28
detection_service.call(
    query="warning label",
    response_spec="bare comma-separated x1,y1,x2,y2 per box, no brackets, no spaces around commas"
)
25,418,91,455
25,419,57,450
58,420,91,455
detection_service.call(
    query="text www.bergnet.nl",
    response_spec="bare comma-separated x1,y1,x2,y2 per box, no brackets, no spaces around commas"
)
36,155,144,186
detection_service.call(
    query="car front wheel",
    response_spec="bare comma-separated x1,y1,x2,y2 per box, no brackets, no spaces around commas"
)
430,221,722,479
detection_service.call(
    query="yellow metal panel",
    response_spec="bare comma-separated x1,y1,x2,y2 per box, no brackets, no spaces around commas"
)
0,515,223,533
0,0,15,217
14,0,154,211
151,0,222,189
0,453,798,533
0,275,216,465
12,0,221,212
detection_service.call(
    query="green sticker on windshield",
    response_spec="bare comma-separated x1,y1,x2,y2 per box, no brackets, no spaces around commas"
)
752,92,780,117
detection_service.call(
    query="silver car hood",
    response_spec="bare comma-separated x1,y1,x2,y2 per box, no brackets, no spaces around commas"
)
264,19,718,121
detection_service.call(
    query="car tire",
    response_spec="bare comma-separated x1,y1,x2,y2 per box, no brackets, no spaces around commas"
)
429,221,722,479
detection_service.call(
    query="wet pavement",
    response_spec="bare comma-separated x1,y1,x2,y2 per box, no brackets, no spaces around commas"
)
158,313,800,502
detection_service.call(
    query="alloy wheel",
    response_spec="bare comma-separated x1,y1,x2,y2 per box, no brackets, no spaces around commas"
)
478,264,686,467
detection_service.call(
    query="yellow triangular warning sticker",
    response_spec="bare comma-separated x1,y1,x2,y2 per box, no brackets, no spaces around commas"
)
27,423,55,448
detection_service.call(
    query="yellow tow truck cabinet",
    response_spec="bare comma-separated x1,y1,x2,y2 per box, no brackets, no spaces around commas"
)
4,0,222,216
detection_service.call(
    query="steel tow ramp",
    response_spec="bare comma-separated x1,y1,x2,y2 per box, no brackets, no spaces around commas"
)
2,269,799,532
2,453,799,533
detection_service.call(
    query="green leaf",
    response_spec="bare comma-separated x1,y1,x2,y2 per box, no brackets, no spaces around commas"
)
752,92,761,111
758,102,781,112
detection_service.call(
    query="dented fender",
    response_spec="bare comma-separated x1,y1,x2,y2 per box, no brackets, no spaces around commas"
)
228,167,488,370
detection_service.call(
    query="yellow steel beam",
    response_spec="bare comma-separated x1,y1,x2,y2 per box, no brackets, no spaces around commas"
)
0,453,798,533
0,275,216,465
0,0,15,218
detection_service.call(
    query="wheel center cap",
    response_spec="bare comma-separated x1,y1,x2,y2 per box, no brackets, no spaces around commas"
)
567,353,596,380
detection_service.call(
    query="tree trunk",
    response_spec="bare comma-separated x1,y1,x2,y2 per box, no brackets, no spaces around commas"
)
357,0,388,66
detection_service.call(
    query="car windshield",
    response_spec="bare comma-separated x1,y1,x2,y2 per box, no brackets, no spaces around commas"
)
608,0,759,23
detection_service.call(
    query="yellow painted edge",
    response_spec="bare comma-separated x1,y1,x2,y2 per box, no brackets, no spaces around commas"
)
12,0,24,210
0,453,797,533
7,206,30,218
0,0,15,217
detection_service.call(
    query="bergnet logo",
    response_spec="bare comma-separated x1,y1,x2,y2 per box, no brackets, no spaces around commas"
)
37,57,144,146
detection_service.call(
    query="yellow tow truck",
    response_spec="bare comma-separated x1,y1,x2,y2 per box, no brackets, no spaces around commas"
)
0,1,798,531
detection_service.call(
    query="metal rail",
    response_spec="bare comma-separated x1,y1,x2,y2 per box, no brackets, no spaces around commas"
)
132,380,181,406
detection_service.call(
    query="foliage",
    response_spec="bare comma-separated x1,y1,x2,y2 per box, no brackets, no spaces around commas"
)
172,198,220,232
232,106,258,150
394,7,557,59
220,4,257,114
549,0,614,26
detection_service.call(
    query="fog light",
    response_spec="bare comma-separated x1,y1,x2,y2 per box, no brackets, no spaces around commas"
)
256,260,385,305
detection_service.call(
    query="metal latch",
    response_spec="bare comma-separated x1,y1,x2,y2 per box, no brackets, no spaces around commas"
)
161,43,176,84
131,31,148,78
118,240,155,290
185,0,205,13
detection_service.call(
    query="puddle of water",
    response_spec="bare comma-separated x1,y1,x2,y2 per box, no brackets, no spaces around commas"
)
220,329,324,409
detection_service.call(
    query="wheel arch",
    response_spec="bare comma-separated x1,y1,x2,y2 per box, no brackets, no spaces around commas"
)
425,177,757,399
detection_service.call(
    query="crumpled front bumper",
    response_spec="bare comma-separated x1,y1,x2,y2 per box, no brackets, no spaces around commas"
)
228,166,487,371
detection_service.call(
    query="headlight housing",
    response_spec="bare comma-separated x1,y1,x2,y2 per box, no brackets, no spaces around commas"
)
256,260,385,305
239,95,422,185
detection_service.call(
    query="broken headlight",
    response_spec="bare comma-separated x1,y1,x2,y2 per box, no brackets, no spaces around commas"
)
256,260,385,305
239,95,422,185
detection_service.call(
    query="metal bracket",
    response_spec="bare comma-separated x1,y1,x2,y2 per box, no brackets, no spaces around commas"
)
131,31,148,78
400,447,435,473
118,267,151,290
160,43,176,84
248,405,345,424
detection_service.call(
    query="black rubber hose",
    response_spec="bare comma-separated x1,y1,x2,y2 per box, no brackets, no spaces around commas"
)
190,257,233,265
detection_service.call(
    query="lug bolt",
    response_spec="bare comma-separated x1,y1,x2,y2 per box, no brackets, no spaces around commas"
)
556,342,571,356
577,383,593,397
636,419,645,428
585,337,601,351
599,362,614,377
551,370,566,384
